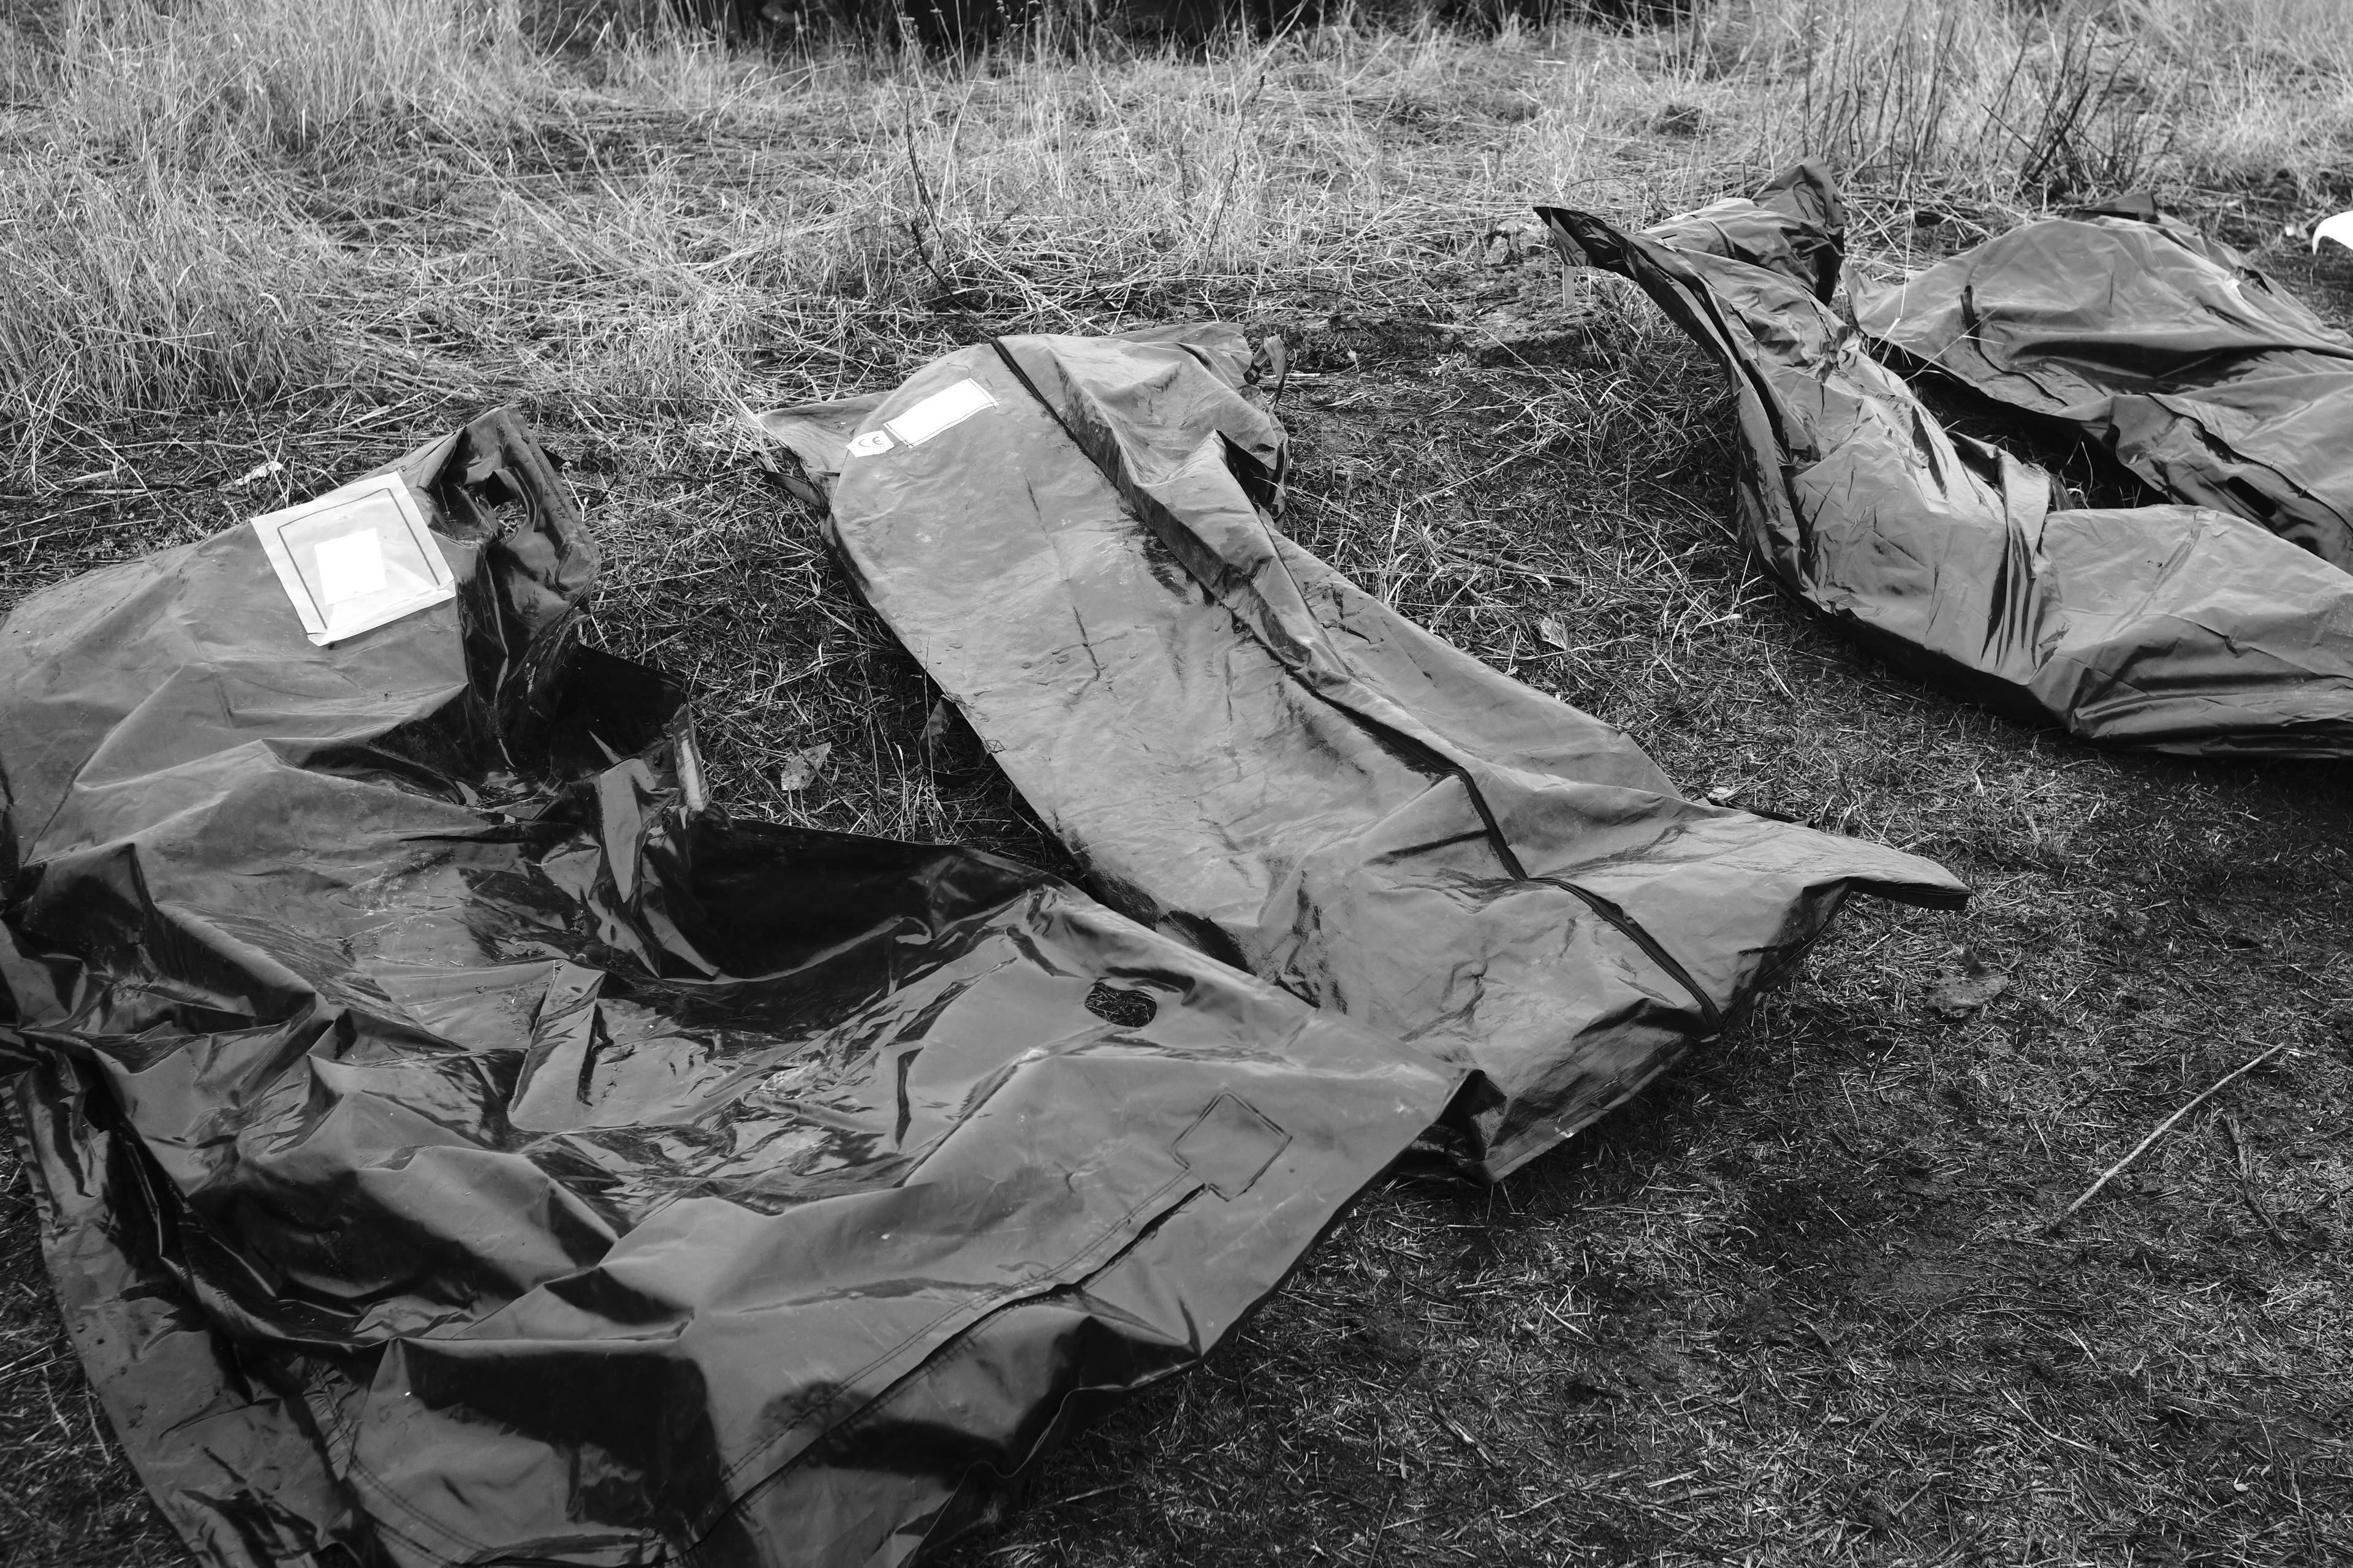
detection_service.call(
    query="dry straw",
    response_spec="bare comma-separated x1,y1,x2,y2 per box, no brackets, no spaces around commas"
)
7,0,2347,467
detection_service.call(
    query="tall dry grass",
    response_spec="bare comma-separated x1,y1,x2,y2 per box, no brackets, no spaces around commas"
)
0,159,338,466
49,0,536,159
1,0,2346,470
1684,0,2351,204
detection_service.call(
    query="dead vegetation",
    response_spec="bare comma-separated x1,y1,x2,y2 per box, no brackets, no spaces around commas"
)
4,1,2352,1564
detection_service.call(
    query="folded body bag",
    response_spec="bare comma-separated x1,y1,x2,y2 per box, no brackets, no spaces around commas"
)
757,328,1964,1181
0,411,1452,1568
1543,169,2353,756
1854,200,2353,569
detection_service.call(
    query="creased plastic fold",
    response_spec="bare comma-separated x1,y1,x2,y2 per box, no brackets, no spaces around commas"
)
756,326,1965,1182
1854,197,2353,569
1,411,1455,1568
1542,166,2353,757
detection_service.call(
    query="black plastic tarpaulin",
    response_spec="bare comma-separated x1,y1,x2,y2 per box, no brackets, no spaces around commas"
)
0,411,1457,1568
1854,199,2353,569
1542,169,2353,756
756,325,1965,1183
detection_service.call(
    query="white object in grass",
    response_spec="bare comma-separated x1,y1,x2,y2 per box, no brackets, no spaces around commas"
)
2313,211,2353,256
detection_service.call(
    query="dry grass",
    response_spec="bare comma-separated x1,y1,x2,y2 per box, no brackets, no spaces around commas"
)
4,0,2353,1564
7,0,2343,466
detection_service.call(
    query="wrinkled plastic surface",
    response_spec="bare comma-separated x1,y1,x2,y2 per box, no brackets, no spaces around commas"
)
757,326,1965,1182
1855,200,2353,568
0,411,1456,1568
1543,169,2353,756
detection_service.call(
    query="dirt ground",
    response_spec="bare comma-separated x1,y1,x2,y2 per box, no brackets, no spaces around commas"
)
6,15,2353,1568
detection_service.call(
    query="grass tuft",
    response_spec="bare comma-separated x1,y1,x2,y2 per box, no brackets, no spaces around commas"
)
0,156,346,473
50,0,535,161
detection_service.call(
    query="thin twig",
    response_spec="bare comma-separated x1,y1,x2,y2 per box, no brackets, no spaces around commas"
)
2044,1042,2290,1232
2221,1113,2294,1247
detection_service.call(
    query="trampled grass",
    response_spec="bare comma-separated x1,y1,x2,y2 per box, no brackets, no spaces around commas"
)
2,0,2351,1564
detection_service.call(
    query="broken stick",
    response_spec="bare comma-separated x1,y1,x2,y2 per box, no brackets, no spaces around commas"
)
2044,1041,2290,1233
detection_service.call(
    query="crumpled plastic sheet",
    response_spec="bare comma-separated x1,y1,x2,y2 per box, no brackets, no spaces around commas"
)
0,410,1457,1568
756,324,1965,1183
1855,195,2353,569
1543,167,2353,756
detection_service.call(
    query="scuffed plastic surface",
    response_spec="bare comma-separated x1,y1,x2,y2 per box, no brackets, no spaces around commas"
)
1854,200,2353,568
1543,168,2353,756
0,411,1455,1568
757,326,1965,1183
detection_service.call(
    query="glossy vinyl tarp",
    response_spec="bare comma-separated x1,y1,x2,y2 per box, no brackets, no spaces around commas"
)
0,411,1458,1568
1541,169,2353,756
1854,199,2353,569
755,325,1965,1183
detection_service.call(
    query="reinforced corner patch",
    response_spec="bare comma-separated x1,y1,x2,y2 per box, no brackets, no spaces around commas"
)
1173,1093,1290,1202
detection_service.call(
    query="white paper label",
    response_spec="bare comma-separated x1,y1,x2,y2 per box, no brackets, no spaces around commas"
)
313,529,388,604
883,379,998,446
250,473,457,646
